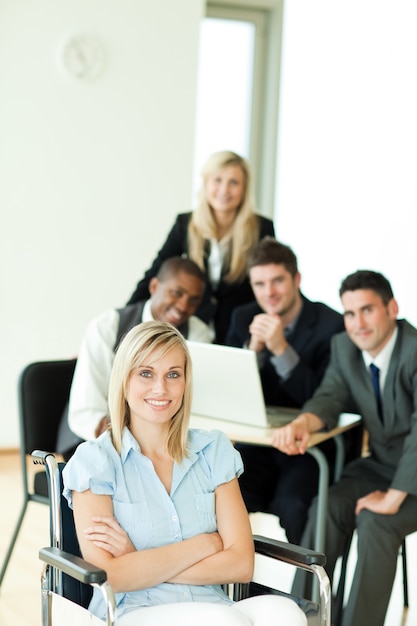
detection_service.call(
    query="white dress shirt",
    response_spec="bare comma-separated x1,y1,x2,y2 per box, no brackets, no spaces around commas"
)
362,325,398,391
207,237,230,289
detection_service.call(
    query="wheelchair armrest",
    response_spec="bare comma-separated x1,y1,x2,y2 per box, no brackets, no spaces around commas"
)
32,449,55,465
253,535,326,568
39,546,107,585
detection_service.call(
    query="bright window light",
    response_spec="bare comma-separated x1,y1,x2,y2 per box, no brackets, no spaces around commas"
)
192,17,255,201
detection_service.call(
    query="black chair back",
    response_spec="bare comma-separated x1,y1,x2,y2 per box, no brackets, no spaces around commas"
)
0,359,77,587
19,359,77,455
52,463,93,608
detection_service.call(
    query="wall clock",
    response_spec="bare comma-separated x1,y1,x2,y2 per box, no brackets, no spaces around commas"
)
61,35,106,81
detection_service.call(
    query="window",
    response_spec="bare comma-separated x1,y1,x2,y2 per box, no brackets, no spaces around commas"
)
192,1,283,216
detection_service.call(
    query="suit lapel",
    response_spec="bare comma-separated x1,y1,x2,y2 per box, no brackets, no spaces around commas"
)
380,328,401,430
288,297,316,353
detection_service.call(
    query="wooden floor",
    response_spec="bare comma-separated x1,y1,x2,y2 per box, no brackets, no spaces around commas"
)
0,450,416,626
0,452,49,626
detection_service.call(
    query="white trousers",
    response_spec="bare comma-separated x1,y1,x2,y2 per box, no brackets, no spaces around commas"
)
117,596,307,625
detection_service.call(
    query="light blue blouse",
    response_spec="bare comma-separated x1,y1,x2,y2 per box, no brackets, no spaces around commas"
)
63,427,244,620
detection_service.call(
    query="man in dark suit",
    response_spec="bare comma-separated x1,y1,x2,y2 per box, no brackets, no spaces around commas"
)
226,237,345,543
274,270,417,626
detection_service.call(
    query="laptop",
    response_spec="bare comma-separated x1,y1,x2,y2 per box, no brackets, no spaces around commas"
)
187,341,299,429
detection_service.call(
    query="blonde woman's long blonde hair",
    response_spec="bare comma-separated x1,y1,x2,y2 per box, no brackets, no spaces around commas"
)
108,321,192,463
188,151,260,284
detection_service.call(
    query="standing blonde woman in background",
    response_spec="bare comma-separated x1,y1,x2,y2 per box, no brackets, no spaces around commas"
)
63,321,306,625
127,151,275,344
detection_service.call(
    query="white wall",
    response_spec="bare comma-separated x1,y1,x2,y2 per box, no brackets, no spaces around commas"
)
275,0,417,323
2,0,416,448
0,0,204,447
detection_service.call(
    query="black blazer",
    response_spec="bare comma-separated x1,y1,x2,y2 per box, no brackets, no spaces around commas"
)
128,212,275,344
226,295,345,407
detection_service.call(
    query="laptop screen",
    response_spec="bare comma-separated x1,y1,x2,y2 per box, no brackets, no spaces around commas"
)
187,341,297,428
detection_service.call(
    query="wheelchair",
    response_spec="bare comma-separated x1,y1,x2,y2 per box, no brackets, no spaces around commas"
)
34,450,331,625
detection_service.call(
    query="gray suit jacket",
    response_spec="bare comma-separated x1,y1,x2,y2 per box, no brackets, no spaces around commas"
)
302,319,417,496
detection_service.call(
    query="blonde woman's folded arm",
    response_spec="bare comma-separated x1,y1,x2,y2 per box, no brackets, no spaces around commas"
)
169,477,254,586
72,490,223,593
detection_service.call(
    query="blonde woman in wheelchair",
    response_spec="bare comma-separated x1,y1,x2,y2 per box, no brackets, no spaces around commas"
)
63,321,306,625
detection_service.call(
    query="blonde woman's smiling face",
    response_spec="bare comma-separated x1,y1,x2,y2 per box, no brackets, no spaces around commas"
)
205,165,246,215
127,346,185,427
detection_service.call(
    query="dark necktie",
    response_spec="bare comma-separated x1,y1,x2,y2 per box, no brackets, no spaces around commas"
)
369,363,384,422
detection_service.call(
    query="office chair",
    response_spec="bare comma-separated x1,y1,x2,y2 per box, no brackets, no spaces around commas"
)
33,450,332,626
0,359,77,587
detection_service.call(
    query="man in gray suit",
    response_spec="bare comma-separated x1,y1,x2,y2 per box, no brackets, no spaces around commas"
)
272,270,417,626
